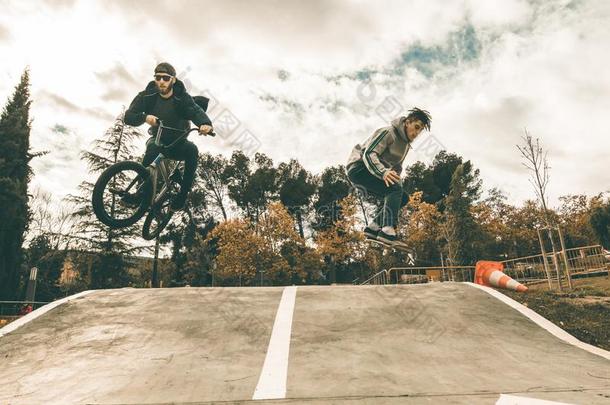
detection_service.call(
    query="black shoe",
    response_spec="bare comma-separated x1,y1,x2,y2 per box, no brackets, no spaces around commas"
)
121,189,144,207
378,231,412,252
169,168,183,184
170,192,187,211
377,230,397,245
363,226,380,240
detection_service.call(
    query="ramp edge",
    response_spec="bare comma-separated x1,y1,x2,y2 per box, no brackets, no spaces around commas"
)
465,282,610,361
0,290,94,338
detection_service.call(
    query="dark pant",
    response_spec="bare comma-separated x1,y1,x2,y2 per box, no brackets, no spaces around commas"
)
142,137,198,195
347,162,408,228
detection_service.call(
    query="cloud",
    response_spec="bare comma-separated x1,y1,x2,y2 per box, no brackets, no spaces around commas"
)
43,0,78,7
396,25,483,78
37,90,80,111
3,0,610,209
51,124,71,135
465,0,532,29
95,63,137,85
0,24,9,42
258,94,307,121
277,70,290,82
94,63,139,102
36,90,114,121
30,120,89,199
106,0,372,50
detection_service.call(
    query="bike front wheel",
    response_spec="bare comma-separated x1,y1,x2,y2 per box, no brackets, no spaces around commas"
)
92,161,152,228
141,193,174,240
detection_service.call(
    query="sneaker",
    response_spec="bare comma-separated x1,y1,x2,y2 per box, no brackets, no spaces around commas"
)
390,239,411,251
377,230,397,245
170,191,188,211
378,232,413,254
363,226,379,240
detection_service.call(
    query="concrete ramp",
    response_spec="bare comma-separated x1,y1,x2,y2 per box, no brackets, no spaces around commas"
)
1,283,609,404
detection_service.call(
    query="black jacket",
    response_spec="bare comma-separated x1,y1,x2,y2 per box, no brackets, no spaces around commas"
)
124,79,212,128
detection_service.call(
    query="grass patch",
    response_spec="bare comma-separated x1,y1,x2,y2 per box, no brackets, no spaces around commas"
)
503,276,610,351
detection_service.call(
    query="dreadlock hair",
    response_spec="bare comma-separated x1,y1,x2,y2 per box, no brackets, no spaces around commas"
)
406,107,432,131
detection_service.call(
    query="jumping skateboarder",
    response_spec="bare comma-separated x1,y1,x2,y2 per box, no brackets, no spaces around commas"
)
346,107,432,250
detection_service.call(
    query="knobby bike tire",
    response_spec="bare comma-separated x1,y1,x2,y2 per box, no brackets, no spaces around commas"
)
141,193,174,240
92,161,152,228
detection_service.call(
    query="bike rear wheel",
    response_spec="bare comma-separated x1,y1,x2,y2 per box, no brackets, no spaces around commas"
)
142,193,174,240
92,161,152,228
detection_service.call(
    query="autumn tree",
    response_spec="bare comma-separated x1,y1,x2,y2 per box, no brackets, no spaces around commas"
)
207,202,321,286
441,163,481,265
166,214,217,287
557,194,601,247
259,202,322,284
312,165,350,231
470,188,515,260
399,191,442,264
207,218,263,285
315,195,364,283
158,165,218,288
505,200,549,257
590,197,610,248
403,151,481,208
224,151,278,224
277,159,317,239
197,152,230,221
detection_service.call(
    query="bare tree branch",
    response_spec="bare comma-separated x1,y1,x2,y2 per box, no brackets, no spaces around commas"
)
516,129,552,226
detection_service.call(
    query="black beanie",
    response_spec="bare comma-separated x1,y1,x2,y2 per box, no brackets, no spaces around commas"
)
154,62,176,77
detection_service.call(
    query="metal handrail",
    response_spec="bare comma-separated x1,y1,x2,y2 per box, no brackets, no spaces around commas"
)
501,245,606,264
0,301,50,305
565,244,606,252
360,269,389,285
359,245,607,287
501,252,557,262
388,266,476,271
387,266,476,284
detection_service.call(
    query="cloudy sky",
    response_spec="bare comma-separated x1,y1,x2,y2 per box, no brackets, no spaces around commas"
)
1,0,609,209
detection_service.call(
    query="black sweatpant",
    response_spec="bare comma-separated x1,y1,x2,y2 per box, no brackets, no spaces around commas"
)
347,162,408,228
142,137,198,195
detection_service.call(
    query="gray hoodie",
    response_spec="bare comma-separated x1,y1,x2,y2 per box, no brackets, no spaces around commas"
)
346,116,411,179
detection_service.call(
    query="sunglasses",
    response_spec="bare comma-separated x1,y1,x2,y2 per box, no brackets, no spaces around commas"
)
154,74,173,82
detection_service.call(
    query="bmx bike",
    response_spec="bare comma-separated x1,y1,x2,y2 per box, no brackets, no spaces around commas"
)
91,120,215,240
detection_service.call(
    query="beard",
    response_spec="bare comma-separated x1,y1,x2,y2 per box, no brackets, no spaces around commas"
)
157,81,173,95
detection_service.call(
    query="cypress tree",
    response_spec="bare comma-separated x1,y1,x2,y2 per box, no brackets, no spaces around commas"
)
0,69,33,300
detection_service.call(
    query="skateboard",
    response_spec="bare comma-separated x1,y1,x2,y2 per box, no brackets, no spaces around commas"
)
365,237,416,265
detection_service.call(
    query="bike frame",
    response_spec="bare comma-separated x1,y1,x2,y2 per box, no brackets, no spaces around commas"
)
122,121,214,208
146,123,189,206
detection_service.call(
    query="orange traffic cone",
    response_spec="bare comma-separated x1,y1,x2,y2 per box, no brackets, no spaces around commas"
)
475,261,528,292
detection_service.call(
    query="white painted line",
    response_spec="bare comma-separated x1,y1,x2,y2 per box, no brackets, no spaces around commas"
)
466,282,610,361
252,286,297,400
496,393,575,404
0,290,94,338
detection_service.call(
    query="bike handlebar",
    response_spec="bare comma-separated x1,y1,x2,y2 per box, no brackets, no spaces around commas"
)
154,119,216,149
